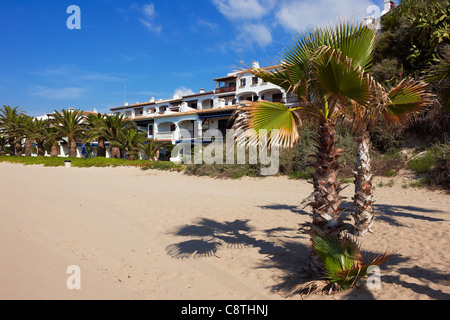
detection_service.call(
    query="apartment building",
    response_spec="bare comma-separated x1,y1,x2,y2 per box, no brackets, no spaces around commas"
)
110,62,292,160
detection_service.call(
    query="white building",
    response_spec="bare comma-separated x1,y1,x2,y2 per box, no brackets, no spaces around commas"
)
110,62,294,161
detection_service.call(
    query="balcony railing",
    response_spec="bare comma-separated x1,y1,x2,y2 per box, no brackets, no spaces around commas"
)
156,132,175,141
215,86,236,94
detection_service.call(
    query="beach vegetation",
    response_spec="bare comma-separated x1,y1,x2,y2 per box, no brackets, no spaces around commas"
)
287,233,393,297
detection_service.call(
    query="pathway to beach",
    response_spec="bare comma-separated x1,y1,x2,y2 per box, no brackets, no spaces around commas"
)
0,163,449,300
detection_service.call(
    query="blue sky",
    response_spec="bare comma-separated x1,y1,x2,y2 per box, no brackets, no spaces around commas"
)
0,0,387,116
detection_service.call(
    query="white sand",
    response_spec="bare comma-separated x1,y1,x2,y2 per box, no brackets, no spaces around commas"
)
0,163,449,300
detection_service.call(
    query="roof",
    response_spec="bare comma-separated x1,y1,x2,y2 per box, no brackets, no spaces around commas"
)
132,106,237,121
213,75,238,81
182,91,215,99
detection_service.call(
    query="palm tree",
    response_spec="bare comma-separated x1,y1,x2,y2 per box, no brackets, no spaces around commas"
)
0,135,7,156
46,125,62,157
0,106,26,156
84,113,107,157
112,129,147,160
287,233,394,296
52,109,85,158
23,117,51,156
348,79,434,236
21,115,35,157
91,114,135,159
140,139,166,161
234,22,379,240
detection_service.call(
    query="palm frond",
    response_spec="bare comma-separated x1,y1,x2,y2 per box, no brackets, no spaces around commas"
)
384,79,435,123
232,100,302,149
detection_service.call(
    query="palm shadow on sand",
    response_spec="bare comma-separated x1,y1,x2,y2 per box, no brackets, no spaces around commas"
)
165,202,449,299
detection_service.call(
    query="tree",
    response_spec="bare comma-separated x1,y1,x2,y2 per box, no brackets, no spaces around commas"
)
348,79,434,236
112,128,147,160
0,106,26,156
52,109,85,158
374,0,450,78
140,139,166,161
92,114,135,159
234,22,379,241
84,113,107,157
23,117,51,156
426,44,450,112
0,135,7,156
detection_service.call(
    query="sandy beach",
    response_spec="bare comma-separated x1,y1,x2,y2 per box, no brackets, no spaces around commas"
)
0,162,449,300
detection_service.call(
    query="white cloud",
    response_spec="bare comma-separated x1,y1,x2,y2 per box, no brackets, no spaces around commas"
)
128,3,161,33
212,0,276,20
31,86,86,100
237,23,273,49
196,18,219,31
276,0,376,33
212,0,378,50
173,87,195,98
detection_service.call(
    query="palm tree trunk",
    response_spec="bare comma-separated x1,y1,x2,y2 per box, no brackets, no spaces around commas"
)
97,140,106,157
9,137,15,156
14,140,22,157
51,144,59,157
69,138,77,158
305,122,348,236
25,139,32,157
37,142,45,157
352,131,375,236
111,147,121,159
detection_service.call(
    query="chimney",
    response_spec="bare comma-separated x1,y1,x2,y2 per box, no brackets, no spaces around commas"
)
199,89,205,94
125,102,129,106
150,97,155,103
252,60,260,69
384,0,391,12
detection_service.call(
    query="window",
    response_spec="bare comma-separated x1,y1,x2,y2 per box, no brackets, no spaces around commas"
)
170,124,176,132
252,77,258,85
149,126,154,135
273,93,283,103
240,78,246,87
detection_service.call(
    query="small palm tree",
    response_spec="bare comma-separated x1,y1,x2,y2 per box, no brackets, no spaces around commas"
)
287,233,394,297
52,109,85,158
140,139,166,161
112,129,147,160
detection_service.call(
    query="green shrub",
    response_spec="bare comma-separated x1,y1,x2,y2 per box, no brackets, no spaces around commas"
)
408,152,438,174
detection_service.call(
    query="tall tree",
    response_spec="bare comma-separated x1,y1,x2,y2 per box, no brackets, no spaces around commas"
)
348,79,434,236
0,106,25,156
112,129,147,161
52,109,86,158
23,117,51,156
84,113,107,157
89,114,135,159
234,22,379,241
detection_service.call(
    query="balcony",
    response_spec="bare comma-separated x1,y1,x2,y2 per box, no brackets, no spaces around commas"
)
215,86,236,94
156,131,175,141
